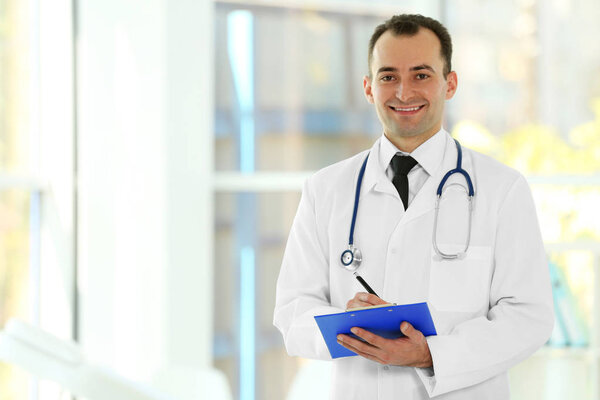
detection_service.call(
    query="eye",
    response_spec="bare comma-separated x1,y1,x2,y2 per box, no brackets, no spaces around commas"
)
416,73,430,80
380,75,396,82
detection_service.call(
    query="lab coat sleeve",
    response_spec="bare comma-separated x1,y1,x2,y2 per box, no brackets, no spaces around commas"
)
273,178,342,360
416,174,554,397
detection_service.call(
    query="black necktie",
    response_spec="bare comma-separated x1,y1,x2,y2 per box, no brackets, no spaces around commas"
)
390,154,418,210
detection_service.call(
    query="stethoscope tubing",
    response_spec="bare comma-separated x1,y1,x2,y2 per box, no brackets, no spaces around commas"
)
343,138,474,269
348,154,369,246
436,139,474,197
432,187,473,259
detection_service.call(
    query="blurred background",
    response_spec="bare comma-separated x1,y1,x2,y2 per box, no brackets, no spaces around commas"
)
1,0,600,399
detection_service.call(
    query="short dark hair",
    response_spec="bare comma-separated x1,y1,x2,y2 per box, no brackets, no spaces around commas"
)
368,14,453,78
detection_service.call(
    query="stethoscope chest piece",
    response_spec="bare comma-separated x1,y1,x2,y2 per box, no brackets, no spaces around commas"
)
340,245,362,271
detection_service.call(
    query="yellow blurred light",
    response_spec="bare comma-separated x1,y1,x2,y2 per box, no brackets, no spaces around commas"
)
452,120,498,155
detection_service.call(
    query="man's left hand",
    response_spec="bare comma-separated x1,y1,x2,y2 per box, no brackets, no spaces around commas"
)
337,321,433,368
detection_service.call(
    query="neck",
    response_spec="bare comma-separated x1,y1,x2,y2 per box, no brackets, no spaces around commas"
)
385,129,439,153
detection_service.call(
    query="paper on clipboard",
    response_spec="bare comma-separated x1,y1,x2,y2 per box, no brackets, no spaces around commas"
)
314,302,437,359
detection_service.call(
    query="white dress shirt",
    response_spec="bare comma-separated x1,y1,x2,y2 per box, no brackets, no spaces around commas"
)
380,129,446,206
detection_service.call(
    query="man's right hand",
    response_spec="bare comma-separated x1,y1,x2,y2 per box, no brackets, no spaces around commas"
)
346,292,389,310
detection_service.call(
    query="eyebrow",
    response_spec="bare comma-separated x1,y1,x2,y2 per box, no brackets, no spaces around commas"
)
410,64,436,73
375,64,436,75
375,67,398,75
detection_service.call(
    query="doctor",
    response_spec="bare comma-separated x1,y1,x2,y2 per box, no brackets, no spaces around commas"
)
273,14,553,399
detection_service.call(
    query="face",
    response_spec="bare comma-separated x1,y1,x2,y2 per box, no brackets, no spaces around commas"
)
364,28,457,148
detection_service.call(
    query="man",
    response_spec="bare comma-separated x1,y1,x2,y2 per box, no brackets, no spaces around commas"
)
273,14,553,399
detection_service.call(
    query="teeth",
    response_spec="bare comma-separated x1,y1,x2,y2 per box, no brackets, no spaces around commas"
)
394,106,421,112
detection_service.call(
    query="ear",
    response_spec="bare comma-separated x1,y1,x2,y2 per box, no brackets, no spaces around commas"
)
363,75,374,104
445,71,457,100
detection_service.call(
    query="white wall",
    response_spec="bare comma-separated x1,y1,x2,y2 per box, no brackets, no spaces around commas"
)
76,0,213,382
38,0,75,340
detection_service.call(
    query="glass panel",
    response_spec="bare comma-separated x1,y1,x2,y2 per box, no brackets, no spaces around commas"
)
447,0,600,175
215,5,395,172
533,186,600,243
510,353,593,400
445,1,537,134
213,191,302,400
0,0,33,398
0,0,31,173
0,189,32,400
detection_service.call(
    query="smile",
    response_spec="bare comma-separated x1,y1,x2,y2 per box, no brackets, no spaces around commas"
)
389,105,425,114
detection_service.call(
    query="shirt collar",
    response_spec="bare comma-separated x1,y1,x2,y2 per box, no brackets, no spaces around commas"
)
379,128,447,177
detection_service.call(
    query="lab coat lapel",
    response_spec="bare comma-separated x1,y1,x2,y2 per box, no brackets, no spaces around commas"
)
361,138,397,197
359,133,474,226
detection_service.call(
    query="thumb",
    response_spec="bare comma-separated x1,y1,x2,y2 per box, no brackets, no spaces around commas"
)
400,321,418,338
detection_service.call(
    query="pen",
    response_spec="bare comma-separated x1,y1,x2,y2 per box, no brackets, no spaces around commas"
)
354,274,380,298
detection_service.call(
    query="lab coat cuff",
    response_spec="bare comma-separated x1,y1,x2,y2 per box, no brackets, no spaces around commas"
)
415,367,437,396
417,334,471,397
416,334,473,397
414,336,440,397
284,305,343,360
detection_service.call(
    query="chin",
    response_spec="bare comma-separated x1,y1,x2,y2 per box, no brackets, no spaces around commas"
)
388,128,426,139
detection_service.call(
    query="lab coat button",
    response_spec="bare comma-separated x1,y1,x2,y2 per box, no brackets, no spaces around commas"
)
383,366,389,371
390,248,397,254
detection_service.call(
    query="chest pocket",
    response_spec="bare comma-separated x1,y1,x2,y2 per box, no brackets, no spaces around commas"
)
428,245,492,312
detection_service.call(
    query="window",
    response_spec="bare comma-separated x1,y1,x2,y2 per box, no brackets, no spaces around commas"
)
0,0,75,398
0,0,36,397
209,1,600,399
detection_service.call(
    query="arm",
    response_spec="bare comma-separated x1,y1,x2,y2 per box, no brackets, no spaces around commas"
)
273,179,342,360
416,174,554,396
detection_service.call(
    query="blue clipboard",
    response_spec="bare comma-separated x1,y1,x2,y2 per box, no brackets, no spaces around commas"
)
314,302,437,359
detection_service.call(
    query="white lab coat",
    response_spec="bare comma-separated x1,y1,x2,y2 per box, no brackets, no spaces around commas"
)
273,131,554,399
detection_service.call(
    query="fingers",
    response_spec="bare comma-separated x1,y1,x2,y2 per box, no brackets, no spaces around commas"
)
337,332,387,364
350,327,385,348
359,292,387,305
346,292,388,309
339,339,386,364
338,324,431,367
345,299,361,310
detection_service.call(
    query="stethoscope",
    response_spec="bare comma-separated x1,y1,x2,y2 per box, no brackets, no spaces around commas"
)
340,139,474,294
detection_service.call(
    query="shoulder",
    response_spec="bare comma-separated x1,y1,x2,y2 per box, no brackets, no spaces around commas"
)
305,149,371,195
461,146,534,213
465,146,523,187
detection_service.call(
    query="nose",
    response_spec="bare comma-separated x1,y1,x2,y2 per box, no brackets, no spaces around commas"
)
395,81,415,103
